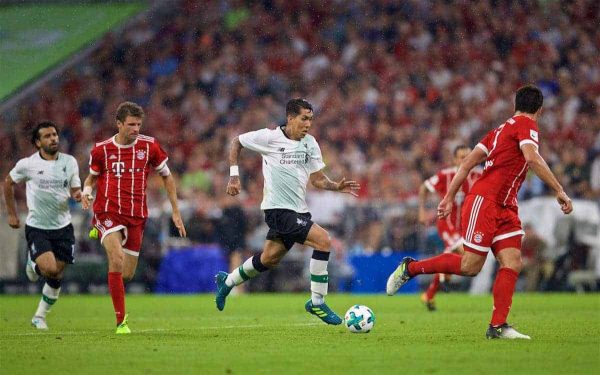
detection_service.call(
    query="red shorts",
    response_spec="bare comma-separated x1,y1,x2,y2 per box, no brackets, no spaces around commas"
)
436,220,462,252
460,195,524,256
93,212,146,256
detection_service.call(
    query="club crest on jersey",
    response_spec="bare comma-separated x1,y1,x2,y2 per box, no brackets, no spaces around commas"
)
473,232,484,244
136,150,146,160
104,219,113,228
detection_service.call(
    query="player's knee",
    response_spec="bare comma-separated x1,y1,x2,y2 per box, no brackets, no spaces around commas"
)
40,264,61,279
315,233,331,251
122,271,135,282
107,255,124,272
261,255,280,268
504,258,523,273
460,261,482,277
461,267,480,277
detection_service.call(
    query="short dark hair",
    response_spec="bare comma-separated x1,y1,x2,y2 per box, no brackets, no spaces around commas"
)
515,85,543,114
116,101,144,122
286,98,313,117
453,145,470,157
31,121,59,146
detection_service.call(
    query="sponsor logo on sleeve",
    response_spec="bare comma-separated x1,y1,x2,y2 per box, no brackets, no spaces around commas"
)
530,129,538,142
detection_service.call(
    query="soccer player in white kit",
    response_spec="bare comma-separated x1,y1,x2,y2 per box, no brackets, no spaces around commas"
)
4,122,82,330
215,99,360,325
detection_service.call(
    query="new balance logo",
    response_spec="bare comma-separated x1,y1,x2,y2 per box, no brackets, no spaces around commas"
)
296,218,308,226
37,170,44,175
279,148,285,152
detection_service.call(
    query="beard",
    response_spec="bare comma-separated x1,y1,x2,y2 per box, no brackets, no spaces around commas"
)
42,144,59,155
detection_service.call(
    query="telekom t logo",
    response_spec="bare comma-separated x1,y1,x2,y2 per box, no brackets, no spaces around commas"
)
112,162,125,177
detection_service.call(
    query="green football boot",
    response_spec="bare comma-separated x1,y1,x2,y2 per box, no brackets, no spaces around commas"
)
215,271,232,311
305,300,342,325
116,314,131,334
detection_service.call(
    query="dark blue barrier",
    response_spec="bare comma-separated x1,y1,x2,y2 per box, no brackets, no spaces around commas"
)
349,252,419,294
155,246,418,294
155,245,227,293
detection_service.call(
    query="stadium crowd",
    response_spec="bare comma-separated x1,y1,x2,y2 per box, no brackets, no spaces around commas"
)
1,0,598,272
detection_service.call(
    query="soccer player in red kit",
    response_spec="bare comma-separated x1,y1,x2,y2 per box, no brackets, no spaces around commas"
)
387,85,573,339
418,145,482,310
81,102,187,334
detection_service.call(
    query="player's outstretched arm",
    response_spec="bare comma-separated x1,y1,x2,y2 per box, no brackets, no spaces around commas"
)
81,174,97,210
161,174,187,238
227,136,243,196
438,147,487,218
3,175,20,228
309,170,360,197
522,144,573,214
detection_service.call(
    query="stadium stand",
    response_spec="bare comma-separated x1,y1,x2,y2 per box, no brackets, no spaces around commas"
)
1,0,598,292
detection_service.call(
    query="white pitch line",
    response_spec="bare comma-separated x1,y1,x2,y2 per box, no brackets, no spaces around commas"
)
2,322,322,337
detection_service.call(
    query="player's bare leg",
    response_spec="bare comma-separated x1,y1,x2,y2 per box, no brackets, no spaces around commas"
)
102,230,130,333
122,253,139,282
303,224,342,325
215,240,281,311
387,248,485,295
33,252,64,279
30,252,65,330
486,247,530,339
229,251,245,294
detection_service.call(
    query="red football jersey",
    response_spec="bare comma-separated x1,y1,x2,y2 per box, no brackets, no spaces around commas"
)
469,115,539,208
89,134,168,218
425,166,482,230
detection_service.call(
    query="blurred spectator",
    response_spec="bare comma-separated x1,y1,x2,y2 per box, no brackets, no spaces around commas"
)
520,224,549,292
216,194,249,293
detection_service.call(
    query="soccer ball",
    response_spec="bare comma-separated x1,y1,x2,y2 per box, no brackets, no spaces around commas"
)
344,305,375,333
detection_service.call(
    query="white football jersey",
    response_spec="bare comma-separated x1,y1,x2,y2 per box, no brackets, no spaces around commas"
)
239,126,325,213
9,152,81,229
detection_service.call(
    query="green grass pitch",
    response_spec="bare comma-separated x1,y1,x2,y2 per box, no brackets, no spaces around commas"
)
1,293,599,374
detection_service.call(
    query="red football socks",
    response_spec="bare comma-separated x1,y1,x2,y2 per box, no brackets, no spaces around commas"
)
108,272,126,325
491,267,519,326
424,273,441,300
408,253,462,276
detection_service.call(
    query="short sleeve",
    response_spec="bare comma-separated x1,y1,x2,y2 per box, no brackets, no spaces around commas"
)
239,128,272,154
150,140,169,171
476,131,494,156
424,173,442,194
308,141,326,174
70,157,81,188
516,118,539,150
9,158,29,183
89,147,103,176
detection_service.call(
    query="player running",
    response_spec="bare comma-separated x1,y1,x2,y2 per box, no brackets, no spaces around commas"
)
81,102,186,334
215,98,360,325
387,85,573,339
417,145,482,310
4,121,82,330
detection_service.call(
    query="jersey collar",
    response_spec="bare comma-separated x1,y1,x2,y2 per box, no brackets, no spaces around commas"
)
37,151,59,161
112,135,138,148
279,125,301,143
